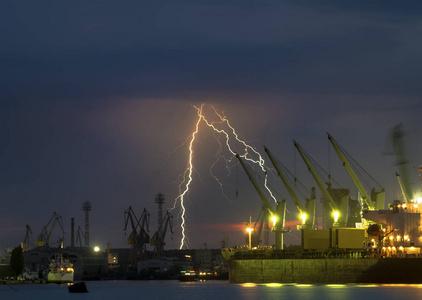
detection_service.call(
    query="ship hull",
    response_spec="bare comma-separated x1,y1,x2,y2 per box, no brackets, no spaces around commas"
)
227,257,422,284
48,271,74,283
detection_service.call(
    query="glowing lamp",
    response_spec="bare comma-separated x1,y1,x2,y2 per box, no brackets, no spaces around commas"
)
94,246,100,252
333,211,339,223
246,227,253,249
272,216,277,226
300,213,307,224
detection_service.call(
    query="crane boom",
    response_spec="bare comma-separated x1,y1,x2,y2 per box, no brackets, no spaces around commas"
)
123,207,150,263
264,146,316,229
235,154,274,215
265,146,304,213
294,141,338,211
327,133,385,210
391,124,414,201
396,172,410,203
35,212,64,248
151,211,173,254
235,153,287,250
294,140,349,227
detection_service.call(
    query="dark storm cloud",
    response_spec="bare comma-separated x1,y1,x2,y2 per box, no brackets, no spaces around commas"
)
1,1,422,252
2,0,421,101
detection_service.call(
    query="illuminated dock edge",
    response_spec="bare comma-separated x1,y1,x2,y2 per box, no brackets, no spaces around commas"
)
224,256,422,284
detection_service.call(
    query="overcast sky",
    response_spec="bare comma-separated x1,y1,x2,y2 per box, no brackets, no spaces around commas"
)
1,1,422,255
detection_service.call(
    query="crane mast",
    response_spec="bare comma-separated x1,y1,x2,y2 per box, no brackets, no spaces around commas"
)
35,212,64,248
294,140,348,227
391,124,414,202
21,225,32,252
124,207,150,264
327,133,385,210
151,211,173,255
235,153,287,250
264,146,316,229
250,206,270,247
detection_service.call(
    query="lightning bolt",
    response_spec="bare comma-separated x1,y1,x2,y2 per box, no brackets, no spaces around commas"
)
172,104,203,249
195,105,277,204
173,104,276,249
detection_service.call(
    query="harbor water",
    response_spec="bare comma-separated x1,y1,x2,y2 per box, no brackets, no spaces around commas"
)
1,280,422,300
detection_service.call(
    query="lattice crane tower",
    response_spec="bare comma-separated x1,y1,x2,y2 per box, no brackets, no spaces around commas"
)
83,201,92,247
155,193,165,229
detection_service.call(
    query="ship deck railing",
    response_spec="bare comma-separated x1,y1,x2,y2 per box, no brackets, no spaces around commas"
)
224,248,379,260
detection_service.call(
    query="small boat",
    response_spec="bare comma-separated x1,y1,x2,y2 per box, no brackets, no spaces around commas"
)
68,281,88,293
179,271,198,282
47,243,74,283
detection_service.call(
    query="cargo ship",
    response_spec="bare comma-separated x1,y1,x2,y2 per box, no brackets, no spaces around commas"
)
224,131,422,284
222,201,422,284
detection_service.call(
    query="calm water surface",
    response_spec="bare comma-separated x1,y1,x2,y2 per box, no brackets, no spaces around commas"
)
1,280,422,300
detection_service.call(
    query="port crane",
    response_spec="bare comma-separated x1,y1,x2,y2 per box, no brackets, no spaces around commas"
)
150,211,173,255
21,225,32,252
294,141,349,227
75,226,87,247
248,206,270,247
390,124,415,202
328,133,385,210
123,206,150,263
264,146,317,229
35,212,64,248
236,153,288,250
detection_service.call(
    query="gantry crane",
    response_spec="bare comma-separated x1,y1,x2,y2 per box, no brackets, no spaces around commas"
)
264,146,316,229
328,133,385,210
150,211,173,255
236,153,288,250
123,206,150,264
21,225,32,252
35,212,64,248
294,141,349,228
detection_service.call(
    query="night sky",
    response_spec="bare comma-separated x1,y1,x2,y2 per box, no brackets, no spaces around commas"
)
1,1,422,255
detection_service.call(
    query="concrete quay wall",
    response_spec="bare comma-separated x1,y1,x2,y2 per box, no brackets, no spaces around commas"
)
228,258,422,283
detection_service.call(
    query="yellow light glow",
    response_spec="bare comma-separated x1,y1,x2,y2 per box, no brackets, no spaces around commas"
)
94,246,100,252
246,227,253,233
295,284,313,288
333,211,339,223
404,235,409,241
266,283,283,287
399,246,404,250
326,284,346,288
396,235,401,241
300,213,307,224
389,236,394,240
403,204,407,209
272,216,277,226
242,283,257,287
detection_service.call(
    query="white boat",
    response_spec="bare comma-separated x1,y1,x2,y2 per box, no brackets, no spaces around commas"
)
47,253,74,283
